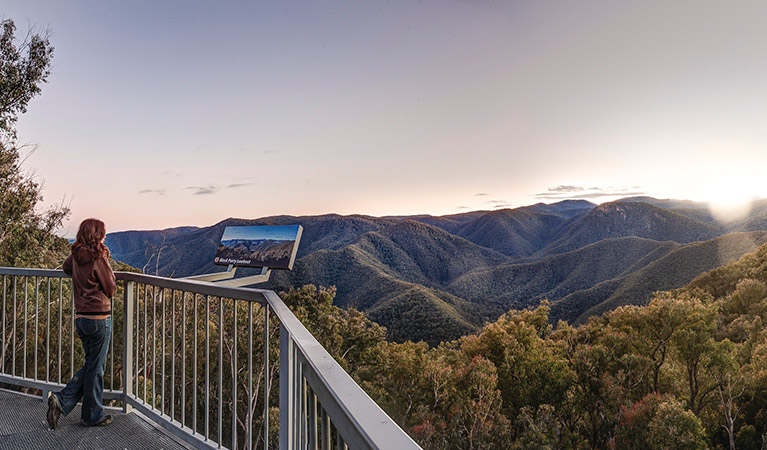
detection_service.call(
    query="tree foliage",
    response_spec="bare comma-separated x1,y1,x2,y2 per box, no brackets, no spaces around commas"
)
0,18,68,267
1,19,53,138
320,243,767,449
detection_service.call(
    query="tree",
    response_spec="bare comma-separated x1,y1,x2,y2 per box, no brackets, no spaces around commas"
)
646,398,708,450
607,296,690,394
716,372,746,450
0,18,68,267
667,292,722,416
1,19,53,138
617,394,707,450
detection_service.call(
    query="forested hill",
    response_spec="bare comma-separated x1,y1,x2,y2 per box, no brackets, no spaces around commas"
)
334,237,767,449
106,197,767,344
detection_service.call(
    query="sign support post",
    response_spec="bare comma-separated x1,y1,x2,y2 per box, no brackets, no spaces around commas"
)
182,225,302,288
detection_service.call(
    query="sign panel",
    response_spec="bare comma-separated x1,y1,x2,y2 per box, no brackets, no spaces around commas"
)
214,225,303,270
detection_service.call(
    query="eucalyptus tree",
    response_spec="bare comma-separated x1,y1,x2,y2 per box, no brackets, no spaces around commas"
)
0,18,68,267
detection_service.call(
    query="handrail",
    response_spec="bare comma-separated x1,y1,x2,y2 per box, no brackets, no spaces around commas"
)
0,268,270,302
0,267,71,277
0,266,420,449
117,271,269,303
267,290,420,449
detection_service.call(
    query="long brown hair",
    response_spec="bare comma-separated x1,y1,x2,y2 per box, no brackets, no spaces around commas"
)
72,218,110,259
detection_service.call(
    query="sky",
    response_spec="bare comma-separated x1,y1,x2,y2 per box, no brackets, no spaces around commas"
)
4,0,767,237
221,225,300,242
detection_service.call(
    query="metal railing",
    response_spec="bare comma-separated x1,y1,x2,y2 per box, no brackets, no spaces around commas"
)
0,267,420,450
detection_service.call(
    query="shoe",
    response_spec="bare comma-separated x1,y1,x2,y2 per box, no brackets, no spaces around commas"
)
82,414,112,427
47,394,61,430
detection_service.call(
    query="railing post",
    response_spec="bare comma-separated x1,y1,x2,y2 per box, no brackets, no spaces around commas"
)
280,322,294,450
264,302,270,449
123,280,134,413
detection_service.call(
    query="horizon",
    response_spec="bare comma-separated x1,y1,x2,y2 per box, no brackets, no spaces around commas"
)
6,1,767,238
85,194,763,239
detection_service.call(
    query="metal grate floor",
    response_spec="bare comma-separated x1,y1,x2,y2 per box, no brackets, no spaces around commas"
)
0,390,192,449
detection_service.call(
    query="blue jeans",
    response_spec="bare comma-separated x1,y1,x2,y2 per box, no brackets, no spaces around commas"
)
55,316,112,424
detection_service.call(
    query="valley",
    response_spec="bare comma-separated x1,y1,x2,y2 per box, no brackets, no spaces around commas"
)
106,197,767,344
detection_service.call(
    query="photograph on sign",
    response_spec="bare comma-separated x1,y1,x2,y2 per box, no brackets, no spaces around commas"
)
214,225,302,269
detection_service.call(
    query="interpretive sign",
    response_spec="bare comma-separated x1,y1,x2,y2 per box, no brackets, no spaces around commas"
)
214,225,303,270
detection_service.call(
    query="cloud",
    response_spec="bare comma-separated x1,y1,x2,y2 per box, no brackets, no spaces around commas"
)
138,189,166,196
487,199,509,204
186,186,217,195
564,191,646,199
456,205,470,209
548,185,584,193
474,193,489,197
226,182,254,189
535,185,647,200
138,181,257,197
184,181,256,195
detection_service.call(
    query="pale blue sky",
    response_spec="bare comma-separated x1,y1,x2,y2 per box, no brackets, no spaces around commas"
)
4,1,767,235
221,225,300,242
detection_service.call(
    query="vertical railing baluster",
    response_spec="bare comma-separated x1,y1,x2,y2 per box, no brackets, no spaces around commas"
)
205,294,210,441
218,297,223,446
321,407,330,450
12,276,16,377
171,289,176,421
2,275,6,374
46,278,50,383
163,288,168,415
193,293,198,435
152,286,157,409
70,286,74,379
143,283,148,403
295,353,301,447
123,280,134,413
58,279,62,383
135,283,140,397
264,302,270,449
290,341,295,447
280,322,294,450
182,290,186,428
34,277,38,380
23,277,27,378
134,284,139,397
110,295,114,392
302,376,308,449
232,299,237,450
162,285,166,416
309,388,318,450
336,429,347,450
247,301,253,450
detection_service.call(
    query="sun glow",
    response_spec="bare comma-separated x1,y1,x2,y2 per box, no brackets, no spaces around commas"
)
699,165,761,223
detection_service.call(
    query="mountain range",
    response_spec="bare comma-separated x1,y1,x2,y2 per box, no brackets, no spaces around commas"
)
105,197,767,344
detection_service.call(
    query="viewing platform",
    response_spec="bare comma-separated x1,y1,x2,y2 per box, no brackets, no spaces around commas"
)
0,389,188,449
0,267,421,449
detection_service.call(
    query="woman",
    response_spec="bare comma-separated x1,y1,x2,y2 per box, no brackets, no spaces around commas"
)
47,218,116,429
